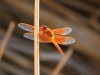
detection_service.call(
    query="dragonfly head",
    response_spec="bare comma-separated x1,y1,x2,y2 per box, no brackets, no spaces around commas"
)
40,25,47,31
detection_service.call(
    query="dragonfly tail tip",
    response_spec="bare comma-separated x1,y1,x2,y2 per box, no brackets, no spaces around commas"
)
62,53,64,55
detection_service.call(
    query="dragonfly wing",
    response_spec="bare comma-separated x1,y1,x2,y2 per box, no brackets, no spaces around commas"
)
24,33,34,40
18,23,34,32
53,27,72,35
54,35,75,45
23,31,51,43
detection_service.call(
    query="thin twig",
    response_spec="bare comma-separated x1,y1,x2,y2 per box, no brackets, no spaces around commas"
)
34,0,40,75
0,21,15,60
51,48,74,75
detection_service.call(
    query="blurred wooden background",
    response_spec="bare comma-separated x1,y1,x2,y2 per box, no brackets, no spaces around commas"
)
0,0,100,75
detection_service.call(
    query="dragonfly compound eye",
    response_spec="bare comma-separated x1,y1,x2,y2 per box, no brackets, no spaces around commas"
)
42,25,47,30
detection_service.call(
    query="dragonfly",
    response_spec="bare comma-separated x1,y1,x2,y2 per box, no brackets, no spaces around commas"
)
18,23,75,55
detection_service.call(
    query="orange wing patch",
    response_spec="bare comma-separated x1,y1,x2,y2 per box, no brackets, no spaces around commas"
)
54,35,75,45
53,27,72,35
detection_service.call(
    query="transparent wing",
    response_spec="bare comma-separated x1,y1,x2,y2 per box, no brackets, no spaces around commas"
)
54,35,75,45
53,27,72,35
23,33,34,40
23,31,51,43
18,23,34,32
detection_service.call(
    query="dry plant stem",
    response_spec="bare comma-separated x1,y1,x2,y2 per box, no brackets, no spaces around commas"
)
0,21,15,60
51,48,74,75
34,0,40,75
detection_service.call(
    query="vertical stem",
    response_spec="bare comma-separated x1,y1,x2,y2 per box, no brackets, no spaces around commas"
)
34,0,40,75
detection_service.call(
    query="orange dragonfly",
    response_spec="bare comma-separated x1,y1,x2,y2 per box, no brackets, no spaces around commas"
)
18,23,75,55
